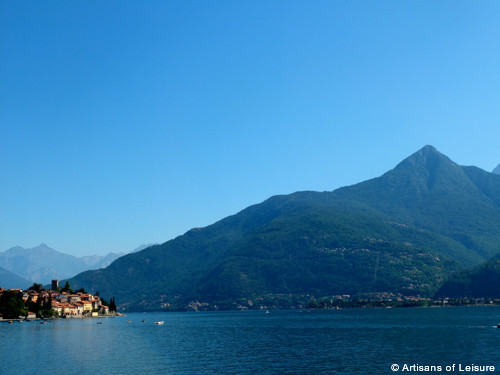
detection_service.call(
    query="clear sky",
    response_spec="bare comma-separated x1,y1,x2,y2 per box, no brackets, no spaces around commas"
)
1,1,500,256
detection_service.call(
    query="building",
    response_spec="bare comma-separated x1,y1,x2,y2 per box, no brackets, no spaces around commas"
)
52,302,63,316
68,294,81,304
81,300,93,313
100,304,110,315
74,302,84,315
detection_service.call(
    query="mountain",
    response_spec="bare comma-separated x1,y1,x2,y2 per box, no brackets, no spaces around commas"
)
333,146,500,265
434,254,500,298
493,164,500,175
0,267,31,289
67,146,500,310
0,244,125,285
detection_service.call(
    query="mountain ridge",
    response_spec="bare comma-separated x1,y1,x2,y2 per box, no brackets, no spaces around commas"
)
67,146,500,310
0,244,125,285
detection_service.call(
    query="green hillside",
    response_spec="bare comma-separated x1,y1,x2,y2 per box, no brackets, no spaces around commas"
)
334,146,500,265
67,146,500,310
434,254,500,298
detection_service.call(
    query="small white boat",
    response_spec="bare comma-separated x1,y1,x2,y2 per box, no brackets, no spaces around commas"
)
155,321,164,325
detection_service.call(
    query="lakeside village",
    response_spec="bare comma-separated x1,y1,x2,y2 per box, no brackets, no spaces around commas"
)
3,282,499,317
306,292,500,310
180,292,500,312
0,280,118,321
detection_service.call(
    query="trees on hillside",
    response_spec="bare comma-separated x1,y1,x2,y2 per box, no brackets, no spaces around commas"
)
0,290,27,319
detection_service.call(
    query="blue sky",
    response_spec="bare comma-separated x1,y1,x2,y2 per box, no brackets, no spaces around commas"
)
1,1,500,256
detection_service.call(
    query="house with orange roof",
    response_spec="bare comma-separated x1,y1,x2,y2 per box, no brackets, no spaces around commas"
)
67,304,77,316
100,304,110,315
81,300,93,313
52,301,63,316
91,297,101,311
68,294,81,304
50,291,60,299
60,303,78,316
60,303,69,315
79,293,93,301
74,302,84,315
28,291,39,303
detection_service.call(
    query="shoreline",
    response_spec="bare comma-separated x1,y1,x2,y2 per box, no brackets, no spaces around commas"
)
0,312,125,322
119,303,500,314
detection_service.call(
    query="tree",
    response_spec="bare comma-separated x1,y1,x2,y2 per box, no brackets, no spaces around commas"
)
0,291,28,319
109,297,117,312
35,298,42,318
307,299,320,309
61,281,74,294
29,283,43,292
42,297,53,318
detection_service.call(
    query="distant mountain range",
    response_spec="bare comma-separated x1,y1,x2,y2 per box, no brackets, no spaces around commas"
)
493,164,500,175
67,146,500,310
0,244,126,286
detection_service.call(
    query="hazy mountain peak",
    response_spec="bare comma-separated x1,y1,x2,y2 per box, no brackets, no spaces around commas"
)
0,244,125,284
33,243,60,254
492,164,500,175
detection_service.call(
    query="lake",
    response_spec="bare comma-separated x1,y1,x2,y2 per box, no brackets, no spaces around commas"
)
1,306,498,374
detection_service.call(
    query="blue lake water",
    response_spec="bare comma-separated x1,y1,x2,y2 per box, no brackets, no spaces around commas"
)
1,306,499,374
